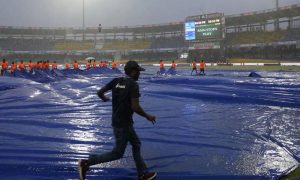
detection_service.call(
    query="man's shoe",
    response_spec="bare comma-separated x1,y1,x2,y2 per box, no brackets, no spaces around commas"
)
78,159,89,180
138,172,157,180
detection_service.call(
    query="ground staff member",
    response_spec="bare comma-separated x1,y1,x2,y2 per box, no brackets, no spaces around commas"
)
199,60,205,75
1,59,8,76
191,59,197,75
78,60,157,180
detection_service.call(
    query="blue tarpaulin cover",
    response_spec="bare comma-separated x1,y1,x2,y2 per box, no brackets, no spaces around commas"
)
0,67,299,179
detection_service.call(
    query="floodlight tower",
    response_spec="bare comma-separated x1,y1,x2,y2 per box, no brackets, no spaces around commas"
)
82,0,85,41
275,0,279,30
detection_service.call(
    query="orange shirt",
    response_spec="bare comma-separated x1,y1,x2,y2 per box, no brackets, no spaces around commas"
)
65,63,69,69
160,62,164,69
1,62,8,70
28,62,34,70
11,63,17,72
42,63,46,69
45,62,49,69
112,62,117,69
86,63,90,69
52,63,57,69
18,63,25,70
93,62,97,68
171,62,176,68
192,61,197,69
73,62,78,69
200,61,205,69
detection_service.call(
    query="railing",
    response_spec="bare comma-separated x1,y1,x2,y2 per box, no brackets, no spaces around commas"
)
226,3,300,18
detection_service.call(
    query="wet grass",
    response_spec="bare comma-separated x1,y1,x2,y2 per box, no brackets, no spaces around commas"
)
280,166,300,180
175,65,300,71
206,65,300,71
227,58,281,63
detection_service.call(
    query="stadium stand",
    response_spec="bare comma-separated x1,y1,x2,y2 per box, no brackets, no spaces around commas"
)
54,40,95,51
0,27,65,36
0,38,55,51
0,4,300,61
101,39,151,50
282,27,300,41
226,30,288,45
150,36,187,49
122,51,178,61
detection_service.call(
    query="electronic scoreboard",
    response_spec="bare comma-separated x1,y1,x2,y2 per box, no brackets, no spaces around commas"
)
185,13,225,42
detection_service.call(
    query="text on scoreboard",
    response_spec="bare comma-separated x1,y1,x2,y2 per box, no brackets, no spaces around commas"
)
185,14,223,41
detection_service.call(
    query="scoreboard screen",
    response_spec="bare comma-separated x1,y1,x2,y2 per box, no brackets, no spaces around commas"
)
185,13,224,41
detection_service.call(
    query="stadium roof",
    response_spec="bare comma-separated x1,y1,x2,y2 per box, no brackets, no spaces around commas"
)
82,22,183,34
72,4,300,34
226,4,300,26
0,4,299,35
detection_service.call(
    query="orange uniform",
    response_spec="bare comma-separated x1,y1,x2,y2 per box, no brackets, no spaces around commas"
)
18,62,25,70
86,62,90,69
1,61,8,70
42,62,47,69
73,62,78,69
36,62,39,69
28,62,34,71
39,62,43,69
112,61,117,69
200,61,205,69
93,61,97,68
99,61,104,68
192,61,197,69
45,62,49,69
11,63,17,72
171,62,176,69
52,63,57,70
160,61,164,69
37,62,40,69
191,60,198,75
1,60,8,75
65,63,69,69
199,60,205,75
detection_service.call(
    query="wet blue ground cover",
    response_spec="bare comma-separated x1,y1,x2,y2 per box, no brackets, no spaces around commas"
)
0,67,299,179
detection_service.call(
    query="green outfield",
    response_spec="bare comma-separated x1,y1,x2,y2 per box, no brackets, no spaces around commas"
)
166,58,300,71
206,65,300,71
211,58,300,70
227,58,281,63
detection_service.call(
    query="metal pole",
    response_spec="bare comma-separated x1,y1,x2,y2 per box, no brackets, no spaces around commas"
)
275,0,279,30
82,0,85,41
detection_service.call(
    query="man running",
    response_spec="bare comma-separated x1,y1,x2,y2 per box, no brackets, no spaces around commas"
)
78,60,157,180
